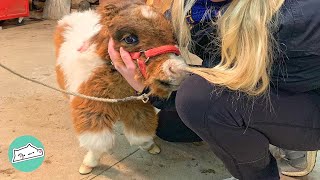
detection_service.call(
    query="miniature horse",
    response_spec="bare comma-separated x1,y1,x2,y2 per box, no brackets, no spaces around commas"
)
54,0,186,174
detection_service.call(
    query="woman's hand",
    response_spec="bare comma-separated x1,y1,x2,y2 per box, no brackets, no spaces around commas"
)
108,38,145,92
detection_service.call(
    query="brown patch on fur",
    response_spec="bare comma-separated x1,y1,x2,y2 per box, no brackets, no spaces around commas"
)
54,25,68,96
71,66,157,135
54,24,68,57
55,65,66,92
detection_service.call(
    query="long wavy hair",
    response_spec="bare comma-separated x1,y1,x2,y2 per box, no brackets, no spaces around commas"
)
171,0,285,95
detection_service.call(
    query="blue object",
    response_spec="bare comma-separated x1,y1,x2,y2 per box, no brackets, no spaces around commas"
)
186,0,231,24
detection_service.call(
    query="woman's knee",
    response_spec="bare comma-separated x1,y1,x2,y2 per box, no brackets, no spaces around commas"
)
176,75,215,128
176,74,245,129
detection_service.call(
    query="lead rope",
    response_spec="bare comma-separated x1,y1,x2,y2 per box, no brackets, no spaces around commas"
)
0,63,150,103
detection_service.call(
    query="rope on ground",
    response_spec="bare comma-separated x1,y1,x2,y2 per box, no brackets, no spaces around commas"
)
0,62,150,103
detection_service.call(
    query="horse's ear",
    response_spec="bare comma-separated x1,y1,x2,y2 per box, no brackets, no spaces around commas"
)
146,0,173,13
97,3,120,20
146,0,154,5
98,0,146,21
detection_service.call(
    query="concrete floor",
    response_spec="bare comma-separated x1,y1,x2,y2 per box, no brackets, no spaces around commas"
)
0,20,319,180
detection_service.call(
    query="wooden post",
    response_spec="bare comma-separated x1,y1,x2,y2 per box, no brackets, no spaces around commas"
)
43,0,71,19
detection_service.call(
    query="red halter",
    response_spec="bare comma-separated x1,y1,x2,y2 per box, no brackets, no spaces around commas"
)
129,45,181,78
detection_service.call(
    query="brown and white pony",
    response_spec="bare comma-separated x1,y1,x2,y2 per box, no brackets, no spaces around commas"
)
54,0,187,175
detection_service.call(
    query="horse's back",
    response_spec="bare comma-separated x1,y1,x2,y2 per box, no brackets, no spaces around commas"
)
54,10,104,93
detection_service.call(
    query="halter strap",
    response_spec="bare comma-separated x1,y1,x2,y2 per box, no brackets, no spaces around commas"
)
129,45,180,78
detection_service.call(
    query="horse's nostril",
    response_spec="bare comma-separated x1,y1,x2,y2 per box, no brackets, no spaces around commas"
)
169,66,176,74
163,59,187,78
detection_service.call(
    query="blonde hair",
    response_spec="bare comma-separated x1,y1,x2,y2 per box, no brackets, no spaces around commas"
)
171,0,285,95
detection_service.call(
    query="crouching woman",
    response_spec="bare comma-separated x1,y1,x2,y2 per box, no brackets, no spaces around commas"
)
109,0,320,179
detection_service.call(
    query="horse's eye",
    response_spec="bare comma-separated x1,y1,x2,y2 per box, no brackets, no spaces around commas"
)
123,34,139,44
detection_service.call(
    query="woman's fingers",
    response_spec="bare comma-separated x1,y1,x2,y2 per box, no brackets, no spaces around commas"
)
120,47,136,71
108,38,124,70
107,39,145,92
108,38,119,59
108,38,137,72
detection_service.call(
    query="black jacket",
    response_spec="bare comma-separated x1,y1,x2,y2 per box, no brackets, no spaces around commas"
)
151,0,320,109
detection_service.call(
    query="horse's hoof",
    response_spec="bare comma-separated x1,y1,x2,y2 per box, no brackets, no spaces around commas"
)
148,144,161,155
79,164,93,175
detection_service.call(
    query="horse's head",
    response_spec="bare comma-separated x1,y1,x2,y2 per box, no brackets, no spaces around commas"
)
94,0,187,97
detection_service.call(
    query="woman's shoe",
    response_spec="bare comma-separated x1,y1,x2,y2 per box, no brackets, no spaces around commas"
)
270,146,318,177
278,150,318,177
270,146,317,177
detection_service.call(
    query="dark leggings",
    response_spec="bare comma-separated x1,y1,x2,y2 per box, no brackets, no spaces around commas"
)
156,75,320,180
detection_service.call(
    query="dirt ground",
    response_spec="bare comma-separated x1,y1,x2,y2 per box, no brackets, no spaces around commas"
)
0,20,319,180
